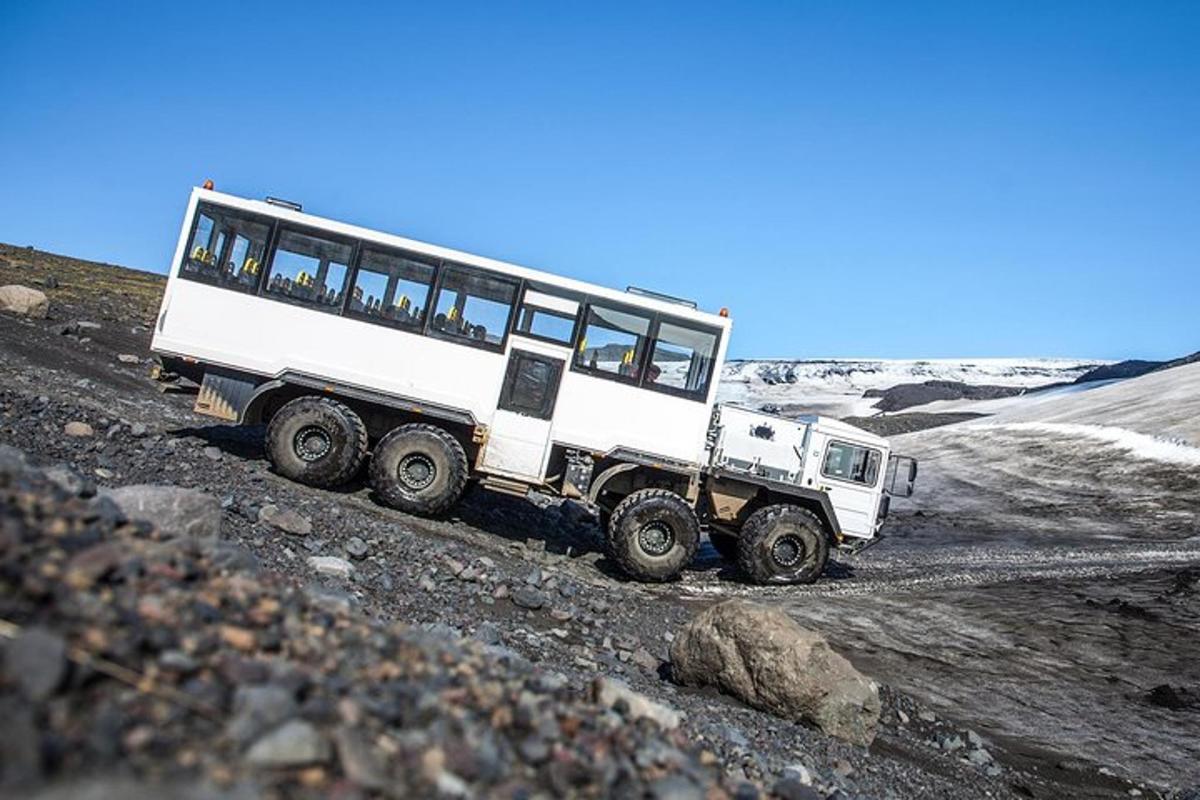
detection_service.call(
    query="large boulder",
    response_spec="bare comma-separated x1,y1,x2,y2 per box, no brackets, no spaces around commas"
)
101,485,222,543
670,599,880,746
0,284,50,318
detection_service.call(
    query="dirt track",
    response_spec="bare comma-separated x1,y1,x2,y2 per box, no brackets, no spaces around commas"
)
3,244,1197,798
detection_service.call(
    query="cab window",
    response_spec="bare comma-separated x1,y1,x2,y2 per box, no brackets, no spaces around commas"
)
180,204,271,293
647,320,719,398
429,264,518,348
574,303,652,381
348,247,436,329
515,288,578,345
822,441,882,485
264,228,353,312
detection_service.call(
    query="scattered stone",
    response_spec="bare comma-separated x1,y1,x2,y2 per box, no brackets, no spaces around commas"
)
244,720,330,767
967,748,993,766
102,484,222,542
259,504,313,536
780,763,813,785
4,627,67,700
308,556,355,580
593,677,682,730
345,536,370,559
772,777,821,800
227,685,299,744
42,465,95,498
939,734,965,751
670,600,880,746
967,729,985,748
918,709,937,723
202,446,223,461
117,353,141,364
0,284,49,318
64,421,94,437
334,725,387,790
512,586,547,610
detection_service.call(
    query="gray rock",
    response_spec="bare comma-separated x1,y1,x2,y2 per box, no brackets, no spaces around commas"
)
772,778,821,800
780,763,813,785
334,725,387,790
227,685,298,745
117,353,141,364
259,504,313,536
0,284,49,318
649,774,704,800
939,734,965,752
967,747,993,766
0,444,28,473
473,623,502,646
5,627,67,700
967,729,985,748
202,446,222,461
670,599,880,746
42,465,94,497
345,536,370,559
304,582,357,615
244,719,329,767
512,586,547,610
102,485,221,543
308,556,354,580
592,677,681,730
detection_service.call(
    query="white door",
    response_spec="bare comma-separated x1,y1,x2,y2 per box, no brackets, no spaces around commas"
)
479,350,565,480
815,439,883,538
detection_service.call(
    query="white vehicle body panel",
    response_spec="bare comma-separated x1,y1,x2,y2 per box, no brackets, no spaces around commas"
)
153,188,731,483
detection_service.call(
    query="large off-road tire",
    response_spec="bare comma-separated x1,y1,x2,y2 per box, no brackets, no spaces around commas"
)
708,531,740,562
737,504,830,585
370,423,468,515
607,489,700,582
265,396,367,488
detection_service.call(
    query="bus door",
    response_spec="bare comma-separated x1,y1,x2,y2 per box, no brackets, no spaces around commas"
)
479,349,565,480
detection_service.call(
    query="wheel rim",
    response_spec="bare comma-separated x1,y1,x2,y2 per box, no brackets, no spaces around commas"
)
293,425,332,462
398,453,437,491
638,521,675,557
771,534,806,568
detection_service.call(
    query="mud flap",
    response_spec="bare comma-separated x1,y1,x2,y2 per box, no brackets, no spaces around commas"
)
194,368,258,422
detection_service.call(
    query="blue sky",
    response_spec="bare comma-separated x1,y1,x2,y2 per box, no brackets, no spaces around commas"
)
1,2,1196,361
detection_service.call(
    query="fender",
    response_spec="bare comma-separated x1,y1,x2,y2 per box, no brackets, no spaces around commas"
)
704,466,843,540
586,462,641,505
240,372,477,427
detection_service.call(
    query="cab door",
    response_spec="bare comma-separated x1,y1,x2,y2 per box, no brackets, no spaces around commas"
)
479,349,565,480
814,439,885,538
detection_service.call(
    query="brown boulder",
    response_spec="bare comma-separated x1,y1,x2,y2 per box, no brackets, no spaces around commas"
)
670,599,880,746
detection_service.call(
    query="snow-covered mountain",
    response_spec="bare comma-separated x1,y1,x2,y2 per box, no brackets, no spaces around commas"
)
717,358,1105,419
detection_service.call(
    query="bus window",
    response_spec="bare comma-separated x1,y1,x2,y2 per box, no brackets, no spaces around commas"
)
348,247,436,329
180,204,271,293
429,264,518,347
265,228,353,312
647,320,719,398
574,303,651,381
515,288,577,345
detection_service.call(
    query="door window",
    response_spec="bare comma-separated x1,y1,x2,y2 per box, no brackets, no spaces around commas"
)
498,351,564,420
822,441,882,486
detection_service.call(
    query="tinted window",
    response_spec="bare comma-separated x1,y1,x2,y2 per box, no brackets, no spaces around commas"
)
348,247,436,328
265,229,353,311
822,442,882,485
575,304,652,380
515,288,578,345
647,320,719,397
499,351,564,420
429,264,517,347
181,205,271,293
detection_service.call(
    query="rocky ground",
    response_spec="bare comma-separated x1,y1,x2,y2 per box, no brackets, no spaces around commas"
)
1,243,1195,799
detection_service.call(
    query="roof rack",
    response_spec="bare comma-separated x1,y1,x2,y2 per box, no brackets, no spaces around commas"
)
265,196,303,212
625,286,697,309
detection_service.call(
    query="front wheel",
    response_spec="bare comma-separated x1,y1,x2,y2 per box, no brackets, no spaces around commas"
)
607,489,700,582
265,396,367,488
737,504,830,585
370,424,468,515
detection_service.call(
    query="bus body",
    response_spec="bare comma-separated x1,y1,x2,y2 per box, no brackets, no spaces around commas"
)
152,186,913,585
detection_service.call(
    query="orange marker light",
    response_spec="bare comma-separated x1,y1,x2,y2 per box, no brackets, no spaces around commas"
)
202,179,214,190
719,307,730,318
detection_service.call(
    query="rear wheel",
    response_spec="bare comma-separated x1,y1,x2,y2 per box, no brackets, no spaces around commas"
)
265,396,367,488
737,504,829,585
607,489,700,582
370,423,468,515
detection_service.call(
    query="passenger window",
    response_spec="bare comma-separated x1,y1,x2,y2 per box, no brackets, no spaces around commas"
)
265,229,353,311
647,320,719,397
180,205,271,293
515,288,578,345
429,264,517,347
574,303,651,380
348,248,436,328
822,442,882,486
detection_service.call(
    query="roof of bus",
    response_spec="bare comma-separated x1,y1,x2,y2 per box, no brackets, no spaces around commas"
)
192,188,732,330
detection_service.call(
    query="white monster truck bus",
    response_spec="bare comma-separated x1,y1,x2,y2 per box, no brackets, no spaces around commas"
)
152,184,916,585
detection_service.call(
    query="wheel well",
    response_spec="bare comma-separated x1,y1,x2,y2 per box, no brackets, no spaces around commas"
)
703,477,839,544
249,386,478,461
589,461,693,513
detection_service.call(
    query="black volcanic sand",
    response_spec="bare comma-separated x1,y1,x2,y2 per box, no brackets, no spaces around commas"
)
1,243,1195,798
